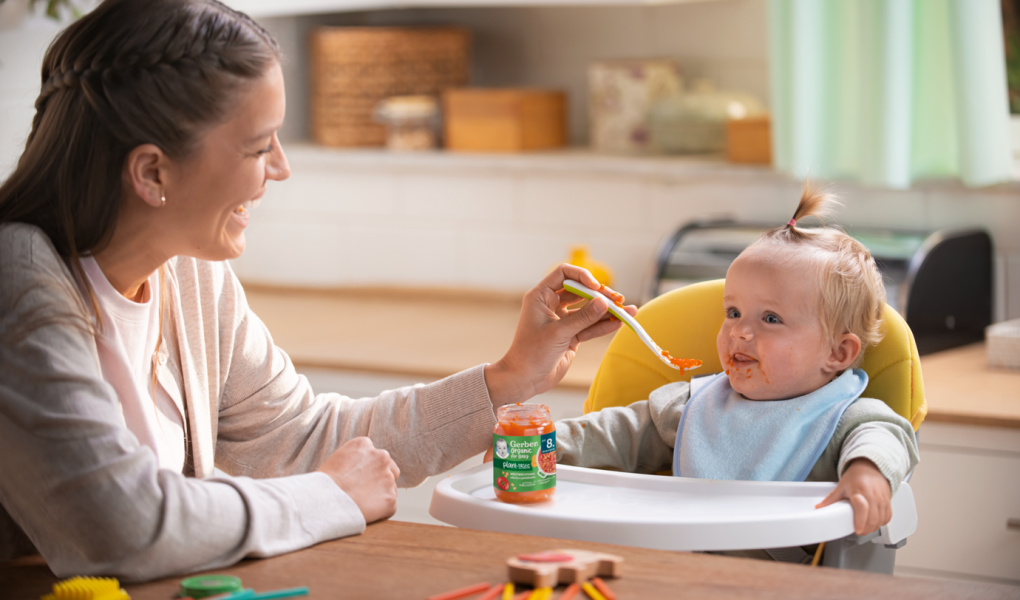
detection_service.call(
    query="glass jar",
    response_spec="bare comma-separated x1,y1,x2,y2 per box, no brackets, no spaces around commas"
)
492,403,556,504
648,80,766,154
373,95,439,151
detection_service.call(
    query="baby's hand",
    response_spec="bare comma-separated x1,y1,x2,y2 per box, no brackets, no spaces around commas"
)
483,445,494,463
815,458,892,536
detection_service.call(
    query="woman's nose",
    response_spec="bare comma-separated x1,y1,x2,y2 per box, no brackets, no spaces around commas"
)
267,136,291,181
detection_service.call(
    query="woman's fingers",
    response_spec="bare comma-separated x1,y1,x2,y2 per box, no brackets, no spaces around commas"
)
542,263,602,295
575,316,624,343
317,437,399,524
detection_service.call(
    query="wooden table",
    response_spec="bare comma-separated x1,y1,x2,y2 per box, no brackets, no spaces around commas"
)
3,521,1017,600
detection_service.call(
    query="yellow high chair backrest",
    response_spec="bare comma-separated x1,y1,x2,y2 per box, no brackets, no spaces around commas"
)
583,279,927,431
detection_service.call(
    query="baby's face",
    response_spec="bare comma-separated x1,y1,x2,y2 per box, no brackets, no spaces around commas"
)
716,247,842,400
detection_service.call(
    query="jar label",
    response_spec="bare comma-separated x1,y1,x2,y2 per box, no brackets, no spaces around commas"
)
493,431,556,492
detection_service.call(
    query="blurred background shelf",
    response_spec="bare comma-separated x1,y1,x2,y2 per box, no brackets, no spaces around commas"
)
273,142,774,178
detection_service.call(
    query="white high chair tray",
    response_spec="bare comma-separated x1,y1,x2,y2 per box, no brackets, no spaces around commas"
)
429,464,917,551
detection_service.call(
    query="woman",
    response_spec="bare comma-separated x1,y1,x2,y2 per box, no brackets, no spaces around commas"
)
0,0,629,581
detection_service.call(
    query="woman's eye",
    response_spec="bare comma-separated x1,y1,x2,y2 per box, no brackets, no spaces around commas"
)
764,314,781,324
257,144,274,155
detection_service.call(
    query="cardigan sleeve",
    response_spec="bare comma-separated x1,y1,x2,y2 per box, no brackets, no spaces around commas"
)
209,263,497,487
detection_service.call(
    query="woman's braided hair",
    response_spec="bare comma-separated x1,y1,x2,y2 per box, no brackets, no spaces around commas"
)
753,181,887,369
1,0,278,262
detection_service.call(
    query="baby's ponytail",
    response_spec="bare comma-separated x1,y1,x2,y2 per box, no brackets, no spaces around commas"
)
753,181,886,368
781,181,842,238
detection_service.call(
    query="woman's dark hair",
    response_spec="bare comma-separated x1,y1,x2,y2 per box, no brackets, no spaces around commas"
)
0,0,278,273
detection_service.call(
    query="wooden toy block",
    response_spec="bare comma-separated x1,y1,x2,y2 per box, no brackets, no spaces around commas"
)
507,550,623,588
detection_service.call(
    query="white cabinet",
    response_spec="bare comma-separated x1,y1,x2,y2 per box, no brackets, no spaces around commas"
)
894,422,1020,584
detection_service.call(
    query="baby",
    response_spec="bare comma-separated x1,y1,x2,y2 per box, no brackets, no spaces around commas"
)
552,185,919,561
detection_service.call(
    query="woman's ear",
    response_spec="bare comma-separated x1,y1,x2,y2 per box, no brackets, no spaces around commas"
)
123,144,169,209
825,333,862,373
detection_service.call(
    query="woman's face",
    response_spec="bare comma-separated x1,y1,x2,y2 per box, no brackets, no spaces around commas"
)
163,61,289,261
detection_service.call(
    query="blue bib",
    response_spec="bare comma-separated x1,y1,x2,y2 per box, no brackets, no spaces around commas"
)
673,369,868,482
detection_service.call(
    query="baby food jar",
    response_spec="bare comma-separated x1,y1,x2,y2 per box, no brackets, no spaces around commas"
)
493,403,556,504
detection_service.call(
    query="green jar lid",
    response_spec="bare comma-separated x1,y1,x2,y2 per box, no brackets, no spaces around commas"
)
180,575,243,599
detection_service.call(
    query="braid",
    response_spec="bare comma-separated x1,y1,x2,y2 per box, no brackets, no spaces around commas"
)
27,0,279,152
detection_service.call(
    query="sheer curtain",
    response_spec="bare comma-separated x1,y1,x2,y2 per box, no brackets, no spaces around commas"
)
769,0,1013,189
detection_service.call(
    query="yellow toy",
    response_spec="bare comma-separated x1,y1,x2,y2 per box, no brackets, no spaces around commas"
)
41,576,129,600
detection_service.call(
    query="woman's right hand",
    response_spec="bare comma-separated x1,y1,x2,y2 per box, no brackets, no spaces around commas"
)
317,437,400,524
484,264,637,407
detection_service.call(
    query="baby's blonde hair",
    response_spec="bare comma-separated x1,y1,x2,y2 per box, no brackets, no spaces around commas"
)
752,182,886,368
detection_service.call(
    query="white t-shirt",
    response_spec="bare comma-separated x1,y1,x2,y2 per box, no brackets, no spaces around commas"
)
81,256,186,472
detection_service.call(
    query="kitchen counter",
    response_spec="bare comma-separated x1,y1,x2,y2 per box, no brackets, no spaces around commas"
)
245,285,1020,427
918,342,1020,428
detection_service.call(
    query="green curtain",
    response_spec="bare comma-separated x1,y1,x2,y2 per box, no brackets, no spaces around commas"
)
769,0,1013,189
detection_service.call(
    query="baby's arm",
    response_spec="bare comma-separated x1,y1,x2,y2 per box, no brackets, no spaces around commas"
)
816,399,920,535
555,381,690,474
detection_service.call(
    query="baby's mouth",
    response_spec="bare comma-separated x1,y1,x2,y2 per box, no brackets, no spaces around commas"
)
731,352,758,365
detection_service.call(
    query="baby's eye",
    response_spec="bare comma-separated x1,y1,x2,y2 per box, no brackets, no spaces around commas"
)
725,308,740,319
764,313,782,324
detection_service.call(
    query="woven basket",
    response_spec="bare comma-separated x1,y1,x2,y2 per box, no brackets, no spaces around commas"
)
310,27,471,147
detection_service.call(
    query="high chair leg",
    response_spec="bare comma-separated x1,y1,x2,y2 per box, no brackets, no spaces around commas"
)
821,532,901,574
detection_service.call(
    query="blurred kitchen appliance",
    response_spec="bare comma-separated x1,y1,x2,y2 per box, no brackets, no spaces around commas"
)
443,88,566,152
309,27,470,147
652,220,993,355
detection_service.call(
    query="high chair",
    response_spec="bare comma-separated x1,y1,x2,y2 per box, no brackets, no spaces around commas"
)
583,279,926,572
429,280,923,574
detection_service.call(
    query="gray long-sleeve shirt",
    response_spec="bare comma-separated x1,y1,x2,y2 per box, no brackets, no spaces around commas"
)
555,380,919,492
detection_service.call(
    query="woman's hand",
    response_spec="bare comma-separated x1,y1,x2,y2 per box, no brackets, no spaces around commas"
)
317,437,401,524
815,458,892,535
484,264,637,407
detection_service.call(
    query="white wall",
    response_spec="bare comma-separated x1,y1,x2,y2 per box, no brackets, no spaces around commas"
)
0,6,64,177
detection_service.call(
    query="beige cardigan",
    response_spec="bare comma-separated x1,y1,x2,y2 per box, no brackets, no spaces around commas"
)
0,223,497,581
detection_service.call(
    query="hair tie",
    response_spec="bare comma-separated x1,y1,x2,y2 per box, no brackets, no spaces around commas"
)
787,218,797,228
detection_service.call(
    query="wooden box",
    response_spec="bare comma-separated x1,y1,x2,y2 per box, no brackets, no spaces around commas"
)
309,27,470,147
725,116,772,164
443,89,567,152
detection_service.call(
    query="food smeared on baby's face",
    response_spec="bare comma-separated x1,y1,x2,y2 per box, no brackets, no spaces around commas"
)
716,246,835,401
